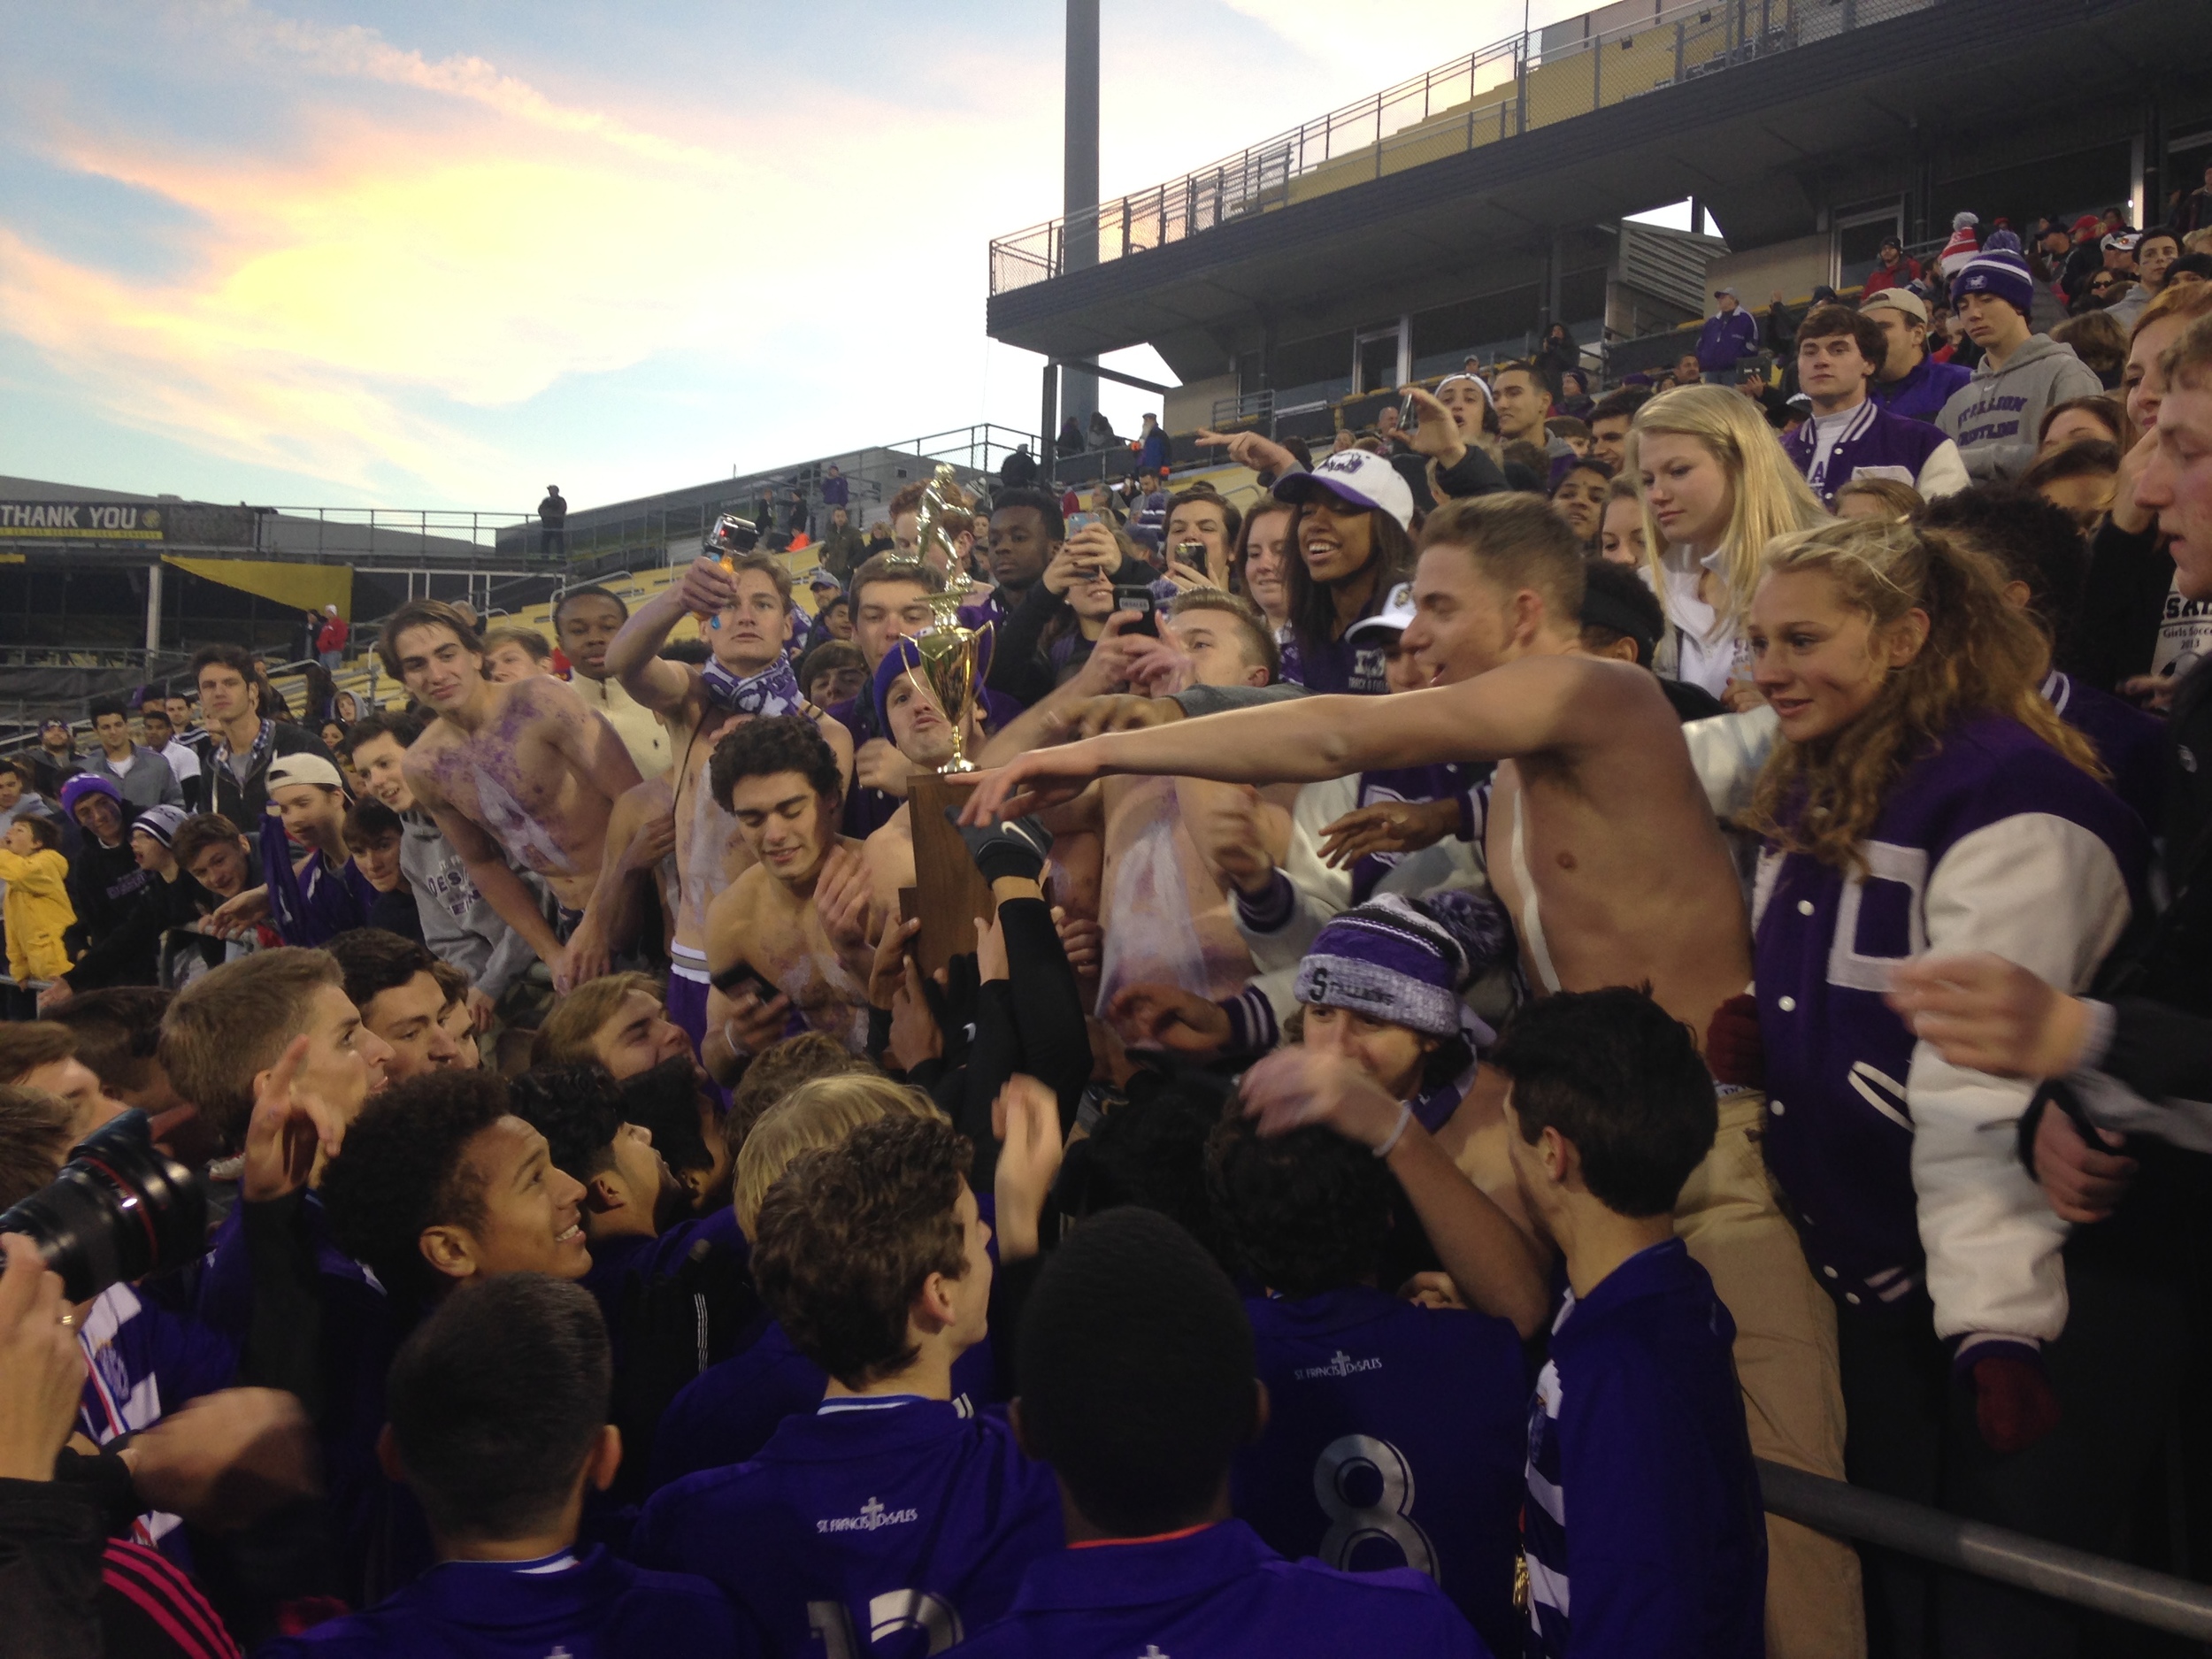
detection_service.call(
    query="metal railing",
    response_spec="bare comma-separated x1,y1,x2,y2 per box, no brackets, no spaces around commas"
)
1757,1460,2212,1640
989,0,1939,295
254,505,540,565
0,504,540,568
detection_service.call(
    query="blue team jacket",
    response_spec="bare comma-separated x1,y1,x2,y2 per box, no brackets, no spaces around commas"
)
257,1546,747,1658
632,1395,1062,1655
952,1517,1484,1658
1235,1285,1525,1657
1523,1240,1766,1659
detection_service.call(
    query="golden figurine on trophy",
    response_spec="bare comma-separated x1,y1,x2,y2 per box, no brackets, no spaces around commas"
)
890,464,1002,972
898,464,994,775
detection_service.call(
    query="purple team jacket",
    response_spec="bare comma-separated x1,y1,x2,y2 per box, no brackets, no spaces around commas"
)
952,1518,1483,1659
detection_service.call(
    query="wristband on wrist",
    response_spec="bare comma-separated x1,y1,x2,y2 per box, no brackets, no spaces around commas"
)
1372,1101,1414,1160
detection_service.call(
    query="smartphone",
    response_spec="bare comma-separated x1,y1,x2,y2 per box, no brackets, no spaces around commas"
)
1400,390,1417,428
710,959,778,1001
1113,585,1158,637
1066,511,1100,534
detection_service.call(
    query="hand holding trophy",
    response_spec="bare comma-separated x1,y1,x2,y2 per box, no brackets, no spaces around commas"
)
895,465,1001,969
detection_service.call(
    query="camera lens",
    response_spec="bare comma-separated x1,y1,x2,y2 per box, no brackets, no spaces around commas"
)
0,1110,206,1302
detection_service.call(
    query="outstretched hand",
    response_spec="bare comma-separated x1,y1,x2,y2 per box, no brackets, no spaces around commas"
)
868,916,922,1010
1108,983,1232,1056
207,886,272,940
887,957,943,1072
678,556,739,615
991,1074,1065,1262
1395,385,1469,466
122,1387,320,1530
553,912,611,995
814,845,875,970
242,1036,350,1203
1051,906,1102,979
1194,426,1301,478
1317,796,1459,869
1040,692,1186,743
620,810,678,875
1239,1047,1407,1148
960,741,1110,826
1886,953,2091,1079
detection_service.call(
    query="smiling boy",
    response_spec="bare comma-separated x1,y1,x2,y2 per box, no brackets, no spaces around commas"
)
384,600,643,991
603,553,853,1064
701,718,875,1067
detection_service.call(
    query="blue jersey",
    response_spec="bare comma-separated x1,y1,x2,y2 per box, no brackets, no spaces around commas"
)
648,1320,999,1494
1523,1240,1765,1659
1233,1286,1525,1657
258,1546,747,1659
76,1280,238,1556
632,1395,1061,1656
953,1518,1483,1659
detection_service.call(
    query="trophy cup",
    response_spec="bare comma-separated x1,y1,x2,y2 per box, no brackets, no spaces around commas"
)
896,463,994,773
896,465,1002,971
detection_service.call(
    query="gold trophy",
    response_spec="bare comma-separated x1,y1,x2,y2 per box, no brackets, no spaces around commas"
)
898,465,994,775
894,465,1000,972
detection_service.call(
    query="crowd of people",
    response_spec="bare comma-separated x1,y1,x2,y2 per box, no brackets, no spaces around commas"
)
0,190,2209,1659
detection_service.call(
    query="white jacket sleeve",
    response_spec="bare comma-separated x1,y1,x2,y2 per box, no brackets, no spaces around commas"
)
1237,775,1358,974
1910,813,2131,1348
1681,706,1778,823
1915,440,1972,502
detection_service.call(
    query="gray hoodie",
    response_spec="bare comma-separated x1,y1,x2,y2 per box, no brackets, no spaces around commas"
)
81,745,181,812
398,810,550,1002
1936,334,2103,483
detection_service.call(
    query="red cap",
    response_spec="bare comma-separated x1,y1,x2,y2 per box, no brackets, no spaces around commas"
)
2072,214,2102,235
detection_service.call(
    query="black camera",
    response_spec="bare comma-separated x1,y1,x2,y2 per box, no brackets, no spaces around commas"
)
706,514,760,557
0,1110,206,1302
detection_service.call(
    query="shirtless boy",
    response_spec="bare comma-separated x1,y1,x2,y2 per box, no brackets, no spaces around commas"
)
603,555,854,1061
699,718,876,1079
381,600,644,993
969,495,1863,1659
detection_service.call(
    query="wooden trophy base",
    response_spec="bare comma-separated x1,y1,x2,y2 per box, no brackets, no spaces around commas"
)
901,772,1001,979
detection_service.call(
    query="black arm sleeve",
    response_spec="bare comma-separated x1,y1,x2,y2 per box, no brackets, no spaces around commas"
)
987,1253,1048,1403
241,1192,326,1421
956,983,1020,1190
2103,998,2212,1104
1168,682,1312,718
61,887,162,991
995,896,1092,1131
985,582,1071,709
1431,447,1512,500
2073,519,2171,691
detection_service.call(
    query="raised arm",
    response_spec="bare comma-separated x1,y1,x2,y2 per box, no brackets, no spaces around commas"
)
968,654,1655,822
604,564,729,713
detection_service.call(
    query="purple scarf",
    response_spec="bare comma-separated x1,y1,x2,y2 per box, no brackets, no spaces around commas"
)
699,653,805,717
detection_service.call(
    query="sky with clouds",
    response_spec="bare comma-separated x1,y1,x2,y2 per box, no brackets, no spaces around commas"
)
0,0,1621,515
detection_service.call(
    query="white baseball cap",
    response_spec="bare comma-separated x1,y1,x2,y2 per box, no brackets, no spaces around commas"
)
1272,449,1416,531
267,753,344,792
1346,580,1417,642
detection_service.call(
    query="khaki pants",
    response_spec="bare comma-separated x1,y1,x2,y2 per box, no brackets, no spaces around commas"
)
1675,1091,1866,1659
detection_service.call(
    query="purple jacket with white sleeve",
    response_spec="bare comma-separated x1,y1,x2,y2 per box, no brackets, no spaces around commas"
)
1754,714,2146,1363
